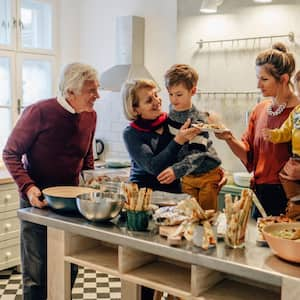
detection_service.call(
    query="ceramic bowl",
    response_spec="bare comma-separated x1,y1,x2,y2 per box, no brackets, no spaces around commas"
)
262,222,300,263
233,172,251,187
42,186,96,212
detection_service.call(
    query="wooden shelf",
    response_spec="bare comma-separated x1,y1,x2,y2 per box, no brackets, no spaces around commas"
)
192,279,280,300
65,245,118,276
122,260,191,298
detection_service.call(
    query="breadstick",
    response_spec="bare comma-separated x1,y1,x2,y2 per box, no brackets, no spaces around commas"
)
136,188,146,211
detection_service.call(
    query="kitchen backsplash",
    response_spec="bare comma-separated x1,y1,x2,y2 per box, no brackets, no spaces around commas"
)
94,92,130,161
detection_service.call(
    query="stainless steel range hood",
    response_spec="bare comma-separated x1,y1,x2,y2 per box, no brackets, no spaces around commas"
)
100,16,157,92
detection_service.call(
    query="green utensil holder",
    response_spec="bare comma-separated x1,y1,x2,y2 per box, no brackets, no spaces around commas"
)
126,210,149,231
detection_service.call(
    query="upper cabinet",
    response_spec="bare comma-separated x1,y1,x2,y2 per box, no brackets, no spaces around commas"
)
0,0,56,53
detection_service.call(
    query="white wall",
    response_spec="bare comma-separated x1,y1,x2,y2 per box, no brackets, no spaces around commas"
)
77,0,177,160
178,0,300,172
58,0,81,67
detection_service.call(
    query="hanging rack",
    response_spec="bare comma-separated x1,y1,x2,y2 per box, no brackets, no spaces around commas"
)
196,90,262,103
196,32,294,49
196,90,260,96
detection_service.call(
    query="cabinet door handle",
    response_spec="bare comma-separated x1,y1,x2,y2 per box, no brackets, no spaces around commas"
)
5,223,12,231
18,19,24,30
4,194,12,202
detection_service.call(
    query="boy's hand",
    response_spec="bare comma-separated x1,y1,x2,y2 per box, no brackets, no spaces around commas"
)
157,167,176,184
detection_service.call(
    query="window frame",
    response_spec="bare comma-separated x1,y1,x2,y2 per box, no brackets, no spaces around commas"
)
0,0,57,157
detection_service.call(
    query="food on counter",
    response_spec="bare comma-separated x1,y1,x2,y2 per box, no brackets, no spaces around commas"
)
121,182,152,211
85,175,126,189
153,206,189,225
82,169,129,189
257,215,293,241
224,189,253,247
154,197,218,250
201,221,217,250
271,227,300,240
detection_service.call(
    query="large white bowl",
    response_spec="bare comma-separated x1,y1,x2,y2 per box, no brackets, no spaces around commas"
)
233,172,252,187
263,222,300,263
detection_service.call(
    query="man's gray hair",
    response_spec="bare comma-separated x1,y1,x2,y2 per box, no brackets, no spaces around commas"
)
58,62,99,97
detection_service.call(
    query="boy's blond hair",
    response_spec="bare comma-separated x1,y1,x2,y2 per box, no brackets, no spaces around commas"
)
121,79,157,121
164,64,199,90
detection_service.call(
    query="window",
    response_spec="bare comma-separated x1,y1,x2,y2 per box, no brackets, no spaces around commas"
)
0,0,57,155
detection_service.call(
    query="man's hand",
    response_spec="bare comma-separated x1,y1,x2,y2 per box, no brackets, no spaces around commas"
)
26,186,48,208
157,167,176,184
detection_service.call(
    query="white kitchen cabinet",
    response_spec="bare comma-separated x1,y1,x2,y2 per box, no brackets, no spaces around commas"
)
0,182,20,271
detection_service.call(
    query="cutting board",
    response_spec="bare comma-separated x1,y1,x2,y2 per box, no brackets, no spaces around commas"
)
159,225,182,246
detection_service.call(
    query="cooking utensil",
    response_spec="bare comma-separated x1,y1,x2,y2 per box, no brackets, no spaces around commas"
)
76,190,124,221
42,186,96,212
252,193,267,218
262,222,300,263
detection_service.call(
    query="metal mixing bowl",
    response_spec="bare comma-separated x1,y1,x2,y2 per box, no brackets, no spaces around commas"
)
76,191,125,221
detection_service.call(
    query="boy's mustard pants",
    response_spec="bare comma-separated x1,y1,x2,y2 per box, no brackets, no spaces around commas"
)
181,167,223,210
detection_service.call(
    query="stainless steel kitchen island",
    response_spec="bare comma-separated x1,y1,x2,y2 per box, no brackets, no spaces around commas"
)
18,208,300,300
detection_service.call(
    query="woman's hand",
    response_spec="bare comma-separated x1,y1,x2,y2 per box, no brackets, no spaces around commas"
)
157,167,176,184
174,118,200,145
282,158,300,180
26,185,48,208
214,129,233,141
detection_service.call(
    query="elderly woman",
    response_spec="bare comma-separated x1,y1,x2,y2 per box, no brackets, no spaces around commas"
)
122,79,199,193
216,42,300,218
3,62,100,300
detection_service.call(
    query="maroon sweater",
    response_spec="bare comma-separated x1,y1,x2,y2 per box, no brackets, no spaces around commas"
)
2,98,97,197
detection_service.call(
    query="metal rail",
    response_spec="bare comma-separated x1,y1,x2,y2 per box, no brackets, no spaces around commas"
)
196,32,295,49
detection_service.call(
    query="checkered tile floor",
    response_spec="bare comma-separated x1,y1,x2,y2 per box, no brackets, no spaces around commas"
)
0,267,121,299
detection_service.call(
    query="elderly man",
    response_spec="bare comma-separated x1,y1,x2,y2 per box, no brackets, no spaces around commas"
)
2,62,100,300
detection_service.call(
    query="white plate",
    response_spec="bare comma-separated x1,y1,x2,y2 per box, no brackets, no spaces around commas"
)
105,159,131,168
191,124,230,133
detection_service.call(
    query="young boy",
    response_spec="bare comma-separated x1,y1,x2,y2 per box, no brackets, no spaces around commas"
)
157,64,223,210
263,104,300,219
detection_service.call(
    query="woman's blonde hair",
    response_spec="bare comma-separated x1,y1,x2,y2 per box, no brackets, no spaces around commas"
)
58,62,99,97
121,79,157,121
256,42,295,84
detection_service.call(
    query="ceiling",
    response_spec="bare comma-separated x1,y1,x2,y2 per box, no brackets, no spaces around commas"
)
178,0,300,16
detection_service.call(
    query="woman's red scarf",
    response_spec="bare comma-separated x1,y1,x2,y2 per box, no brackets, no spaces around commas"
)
130,112,168,132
